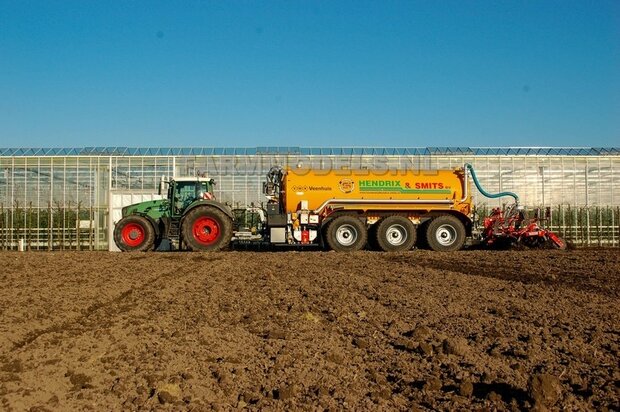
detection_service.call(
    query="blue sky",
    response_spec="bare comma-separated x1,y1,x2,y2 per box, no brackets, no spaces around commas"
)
0,1,618,148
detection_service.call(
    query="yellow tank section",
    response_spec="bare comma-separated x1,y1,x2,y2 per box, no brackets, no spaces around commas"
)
283,168,472,217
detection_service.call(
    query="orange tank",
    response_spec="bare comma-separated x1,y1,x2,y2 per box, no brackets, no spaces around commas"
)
282,168,472,217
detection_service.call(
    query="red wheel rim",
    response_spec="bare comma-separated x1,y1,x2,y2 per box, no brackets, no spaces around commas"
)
121,223,145,247
192,217,220,245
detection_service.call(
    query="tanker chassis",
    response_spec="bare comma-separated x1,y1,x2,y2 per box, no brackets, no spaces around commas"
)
113,164,566,252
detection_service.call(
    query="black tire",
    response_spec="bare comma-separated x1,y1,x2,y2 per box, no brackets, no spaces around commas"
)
426,215,466,252
367,222,380,251
416,219,431,249
182,206,233,251
325,215,368,252
375,216,417,252
114,215,156,252
153,220,166,250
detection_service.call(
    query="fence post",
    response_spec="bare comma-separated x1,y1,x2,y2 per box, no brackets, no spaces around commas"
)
68,202,73,250
611,206,620,246
89,204,94,251
0,203,4,250
76,202,81,251
48,202,52,251
61,202,65,251
576,207,580,246
560,204,565,243
27,201,32,251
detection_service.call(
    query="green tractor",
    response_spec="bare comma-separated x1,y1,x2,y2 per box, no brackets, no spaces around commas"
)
113,177,234,251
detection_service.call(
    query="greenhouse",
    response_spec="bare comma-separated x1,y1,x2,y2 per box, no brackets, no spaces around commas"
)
0,146,619,250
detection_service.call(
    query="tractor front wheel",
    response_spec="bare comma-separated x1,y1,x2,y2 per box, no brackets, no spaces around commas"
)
114,215,156,252
182,207,233,251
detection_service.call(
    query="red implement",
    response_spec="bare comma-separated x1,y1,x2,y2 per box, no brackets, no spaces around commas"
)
481,205,567,249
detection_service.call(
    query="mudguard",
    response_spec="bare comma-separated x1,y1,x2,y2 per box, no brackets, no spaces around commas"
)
183,200,234,220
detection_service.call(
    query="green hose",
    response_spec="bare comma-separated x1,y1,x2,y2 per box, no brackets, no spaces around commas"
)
465,163,519,203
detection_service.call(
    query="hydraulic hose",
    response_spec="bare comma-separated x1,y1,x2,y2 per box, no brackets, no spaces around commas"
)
465,163,519,203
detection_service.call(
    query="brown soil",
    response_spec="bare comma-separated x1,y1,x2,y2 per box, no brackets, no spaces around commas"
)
0,249,618,411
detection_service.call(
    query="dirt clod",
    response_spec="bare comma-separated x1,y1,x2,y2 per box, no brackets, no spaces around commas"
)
157,391,176,404
66,372,93,390
411,325,432,340
418,342,434,356
459,380,474,397
1,360,23,373
352,337,369,349
370,386,392,401
443,337,470,356
273,385,295,400
529,373,563,407
267,329,286,340
488,391,502,401
424,377,442,391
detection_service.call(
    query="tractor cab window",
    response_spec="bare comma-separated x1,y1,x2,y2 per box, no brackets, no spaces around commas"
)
197,181,215,200
173,180,214,214
197,181,209,198
173,181,198,214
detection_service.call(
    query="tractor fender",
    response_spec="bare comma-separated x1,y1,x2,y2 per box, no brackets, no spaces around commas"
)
183,200,234,220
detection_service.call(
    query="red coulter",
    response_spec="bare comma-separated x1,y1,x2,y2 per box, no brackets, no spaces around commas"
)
481,204,567,249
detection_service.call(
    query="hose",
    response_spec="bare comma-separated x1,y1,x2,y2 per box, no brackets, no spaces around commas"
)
465,163,519,203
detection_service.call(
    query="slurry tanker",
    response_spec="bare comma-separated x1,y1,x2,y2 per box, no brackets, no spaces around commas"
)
114,164,566,252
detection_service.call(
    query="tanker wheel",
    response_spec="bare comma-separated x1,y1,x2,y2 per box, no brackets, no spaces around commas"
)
113,215,156,252
367,223,380,251
415,220,431,249
325,215,368,252
375,216,417,252
182,206,233,251
426,215,466,252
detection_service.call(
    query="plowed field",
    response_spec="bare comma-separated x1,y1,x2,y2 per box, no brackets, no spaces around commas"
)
0,249,618,410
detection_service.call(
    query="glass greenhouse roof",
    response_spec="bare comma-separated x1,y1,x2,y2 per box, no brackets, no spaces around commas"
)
0,146,618,157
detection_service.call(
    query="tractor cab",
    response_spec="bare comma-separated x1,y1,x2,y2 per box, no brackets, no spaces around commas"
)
160,177,216,216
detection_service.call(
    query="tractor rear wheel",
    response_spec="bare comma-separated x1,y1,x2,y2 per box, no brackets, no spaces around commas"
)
325,215,367,252
375,216,416,252
426,215,466,252
114,215,156,252
182,206,233,251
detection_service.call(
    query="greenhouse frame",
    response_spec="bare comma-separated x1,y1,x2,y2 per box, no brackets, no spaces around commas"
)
0,146,619,250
